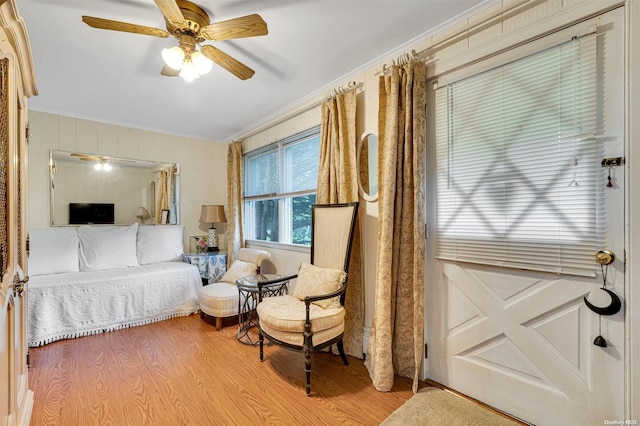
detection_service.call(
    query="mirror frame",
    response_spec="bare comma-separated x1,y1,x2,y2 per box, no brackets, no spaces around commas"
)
49,150,179,226
357,132,379,202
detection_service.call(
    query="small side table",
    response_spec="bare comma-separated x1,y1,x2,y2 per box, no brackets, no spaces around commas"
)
236,274,292,345
182,251,227,284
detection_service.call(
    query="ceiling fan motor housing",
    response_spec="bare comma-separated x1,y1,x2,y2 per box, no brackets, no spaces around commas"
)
165,0,210,41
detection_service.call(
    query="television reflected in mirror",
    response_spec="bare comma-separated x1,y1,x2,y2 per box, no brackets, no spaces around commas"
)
50,150,180,226
68,203,115,225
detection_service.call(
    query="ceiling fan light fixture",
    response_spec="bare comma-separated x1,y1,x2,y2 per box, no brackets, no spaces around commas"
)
162,46,185,70
179,59,200,82
191,50,213,75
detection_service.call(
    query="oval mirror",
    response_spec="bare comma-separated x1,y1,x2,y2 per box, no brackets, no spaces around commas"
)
357,132,378,202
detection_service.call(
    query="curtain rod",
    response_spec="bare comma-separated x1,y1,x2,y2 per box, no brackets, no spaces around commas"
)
375,0,533,76
237,82,363,141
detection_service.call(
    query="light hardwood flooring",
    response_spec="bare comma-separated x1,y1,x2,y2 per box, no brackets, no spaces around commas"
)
28,314,415,425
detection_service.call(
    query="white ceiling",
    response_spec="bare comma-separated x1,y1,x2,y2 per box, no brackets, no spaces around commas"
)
20,0,493,143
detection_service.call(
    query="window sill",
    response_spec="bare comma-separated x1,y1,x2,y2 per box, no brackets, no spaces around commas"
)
245,239,311,254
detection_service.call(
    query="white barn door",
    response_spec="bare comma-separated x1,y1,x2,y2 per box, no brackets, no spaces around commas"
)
425,8,625,426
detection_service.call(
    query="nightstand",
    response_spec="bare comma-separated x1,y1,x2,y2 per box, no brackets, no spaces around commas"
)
182,251,227,284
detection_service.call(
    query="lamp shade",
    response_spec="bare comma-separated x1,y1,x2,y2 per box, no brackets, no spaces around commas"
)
199,205,227,224
162,46,185,70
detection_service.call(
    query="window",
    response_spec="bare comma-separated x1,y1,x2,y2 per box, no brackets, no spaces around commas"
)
435,35,598,276
244,127,320,246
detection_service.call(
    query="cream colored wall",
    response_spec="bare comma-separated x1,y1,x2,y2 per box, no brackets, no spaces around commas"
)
28,111,228,252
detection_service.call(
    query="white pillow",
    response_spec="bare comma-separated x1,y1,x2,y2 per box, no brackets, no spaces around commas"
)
220,260,257,284
136,225,184,265
292,262,346,309
78,223,139,271
29,227,80,276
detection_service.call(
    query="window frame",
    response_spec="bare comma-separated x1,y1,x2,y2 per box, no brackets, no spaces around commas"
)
243,126,320,249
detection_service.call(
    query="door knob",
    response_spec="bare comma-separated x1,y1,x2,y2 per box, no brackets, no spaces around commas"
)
595,250,614,265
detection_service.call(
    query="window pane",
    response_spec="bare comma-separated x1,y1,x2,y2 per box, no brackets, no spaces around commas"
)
243,126,320,246
247,199,279,242
282,136,320,193
245,148,277,197
291,194,316,245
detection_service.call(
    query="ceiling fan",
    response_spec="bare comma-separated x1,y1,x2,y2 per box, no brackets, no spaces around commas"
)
81,0,268,81
70,153,117,171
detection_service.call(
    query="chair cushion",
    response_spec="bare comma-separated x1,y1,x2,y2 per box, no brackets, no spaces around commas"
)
260,321,344,347
257,295,345,334
198,283,240,317
220,260,257,284
292,262,346,309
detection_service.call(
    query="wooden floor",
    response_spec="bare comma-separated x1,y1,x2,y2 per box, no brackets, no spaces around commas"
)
28,314,416,425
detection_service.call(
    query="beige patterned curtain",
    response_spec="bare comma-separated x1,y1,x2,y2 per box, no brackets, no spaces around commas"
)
226,141,244,263
155,169,170,224
317,89,364,359
365,61,426,393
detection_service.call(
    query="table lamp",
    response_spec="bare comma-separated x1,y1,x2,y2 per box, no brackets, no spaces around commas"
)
199,205,226,252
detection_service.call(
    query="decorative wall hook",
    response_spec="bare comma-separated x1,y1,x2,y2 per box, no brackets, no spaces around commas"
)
601,157,624,188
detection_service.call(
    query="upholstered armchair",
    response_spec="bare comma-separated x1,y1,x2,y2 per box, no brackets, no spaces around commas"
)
256,202,359,395
198,248,271,330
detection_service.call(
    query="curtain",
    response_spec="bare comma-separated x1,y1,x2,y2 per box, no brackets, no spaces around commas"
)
155,169,171,224
317,88,364,359
365,61,426,393
227,141,244,263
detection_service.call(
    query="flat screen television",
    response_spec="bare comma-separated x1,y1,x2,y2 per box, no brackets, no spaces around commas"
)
68,203,115,225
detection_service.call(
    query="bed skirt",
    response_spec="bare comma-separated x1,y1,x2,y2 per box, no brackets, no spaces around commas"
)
28,261,202,347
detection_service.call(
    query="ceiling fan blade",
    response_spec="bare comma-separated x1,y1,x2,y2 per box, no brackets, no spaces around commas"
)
82,16,170,38
161,64,180,77
200,14,268,41
201,45,255,80
154,0,186,27
70,153,99,161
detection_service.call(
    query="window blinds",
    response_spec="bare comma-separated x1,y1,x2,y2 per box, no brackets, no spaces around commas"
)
244,126,320,200
435,34,598,277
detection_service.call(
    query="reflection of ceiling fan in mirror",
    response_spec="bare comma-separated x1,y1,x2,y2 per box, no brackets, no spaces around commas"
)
70,153,136,171
71,153,114,171
81,0,268,82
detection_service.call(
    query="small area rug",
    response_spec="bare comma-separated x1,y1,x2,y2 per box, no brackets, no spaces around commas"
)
381,386,519,426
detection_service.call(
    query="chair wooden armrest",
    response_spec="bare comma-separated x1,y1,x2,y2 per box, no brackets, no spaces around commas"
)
303,280,348,305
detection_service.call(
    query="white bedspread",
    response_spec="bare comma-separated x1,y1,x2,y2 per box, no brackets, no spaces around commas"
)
28,261,202,347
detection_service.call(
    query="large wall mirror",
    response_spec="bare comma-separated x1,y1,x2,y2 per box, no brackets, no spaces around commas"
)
357,132,378,202
49,150,180,226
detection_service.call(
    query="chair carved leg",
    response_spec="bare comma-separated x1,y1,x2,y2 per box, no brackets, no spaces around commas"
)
337,339,349,365
305,351,312,396
259,328,264,361
304,325,313,396
215,317,222,331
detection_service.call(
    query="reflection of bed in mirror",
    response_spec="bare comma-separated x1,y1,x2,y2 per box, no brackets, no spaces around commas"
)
49,150,180,226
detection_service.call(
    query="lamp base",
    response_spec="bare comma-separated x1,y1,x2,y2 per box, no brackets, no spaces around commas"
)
208,226,219,253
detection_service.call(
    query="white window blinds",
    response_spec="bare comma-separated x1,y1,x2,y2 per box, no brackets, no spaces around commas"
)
244,127,320,200
435,34,598,277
